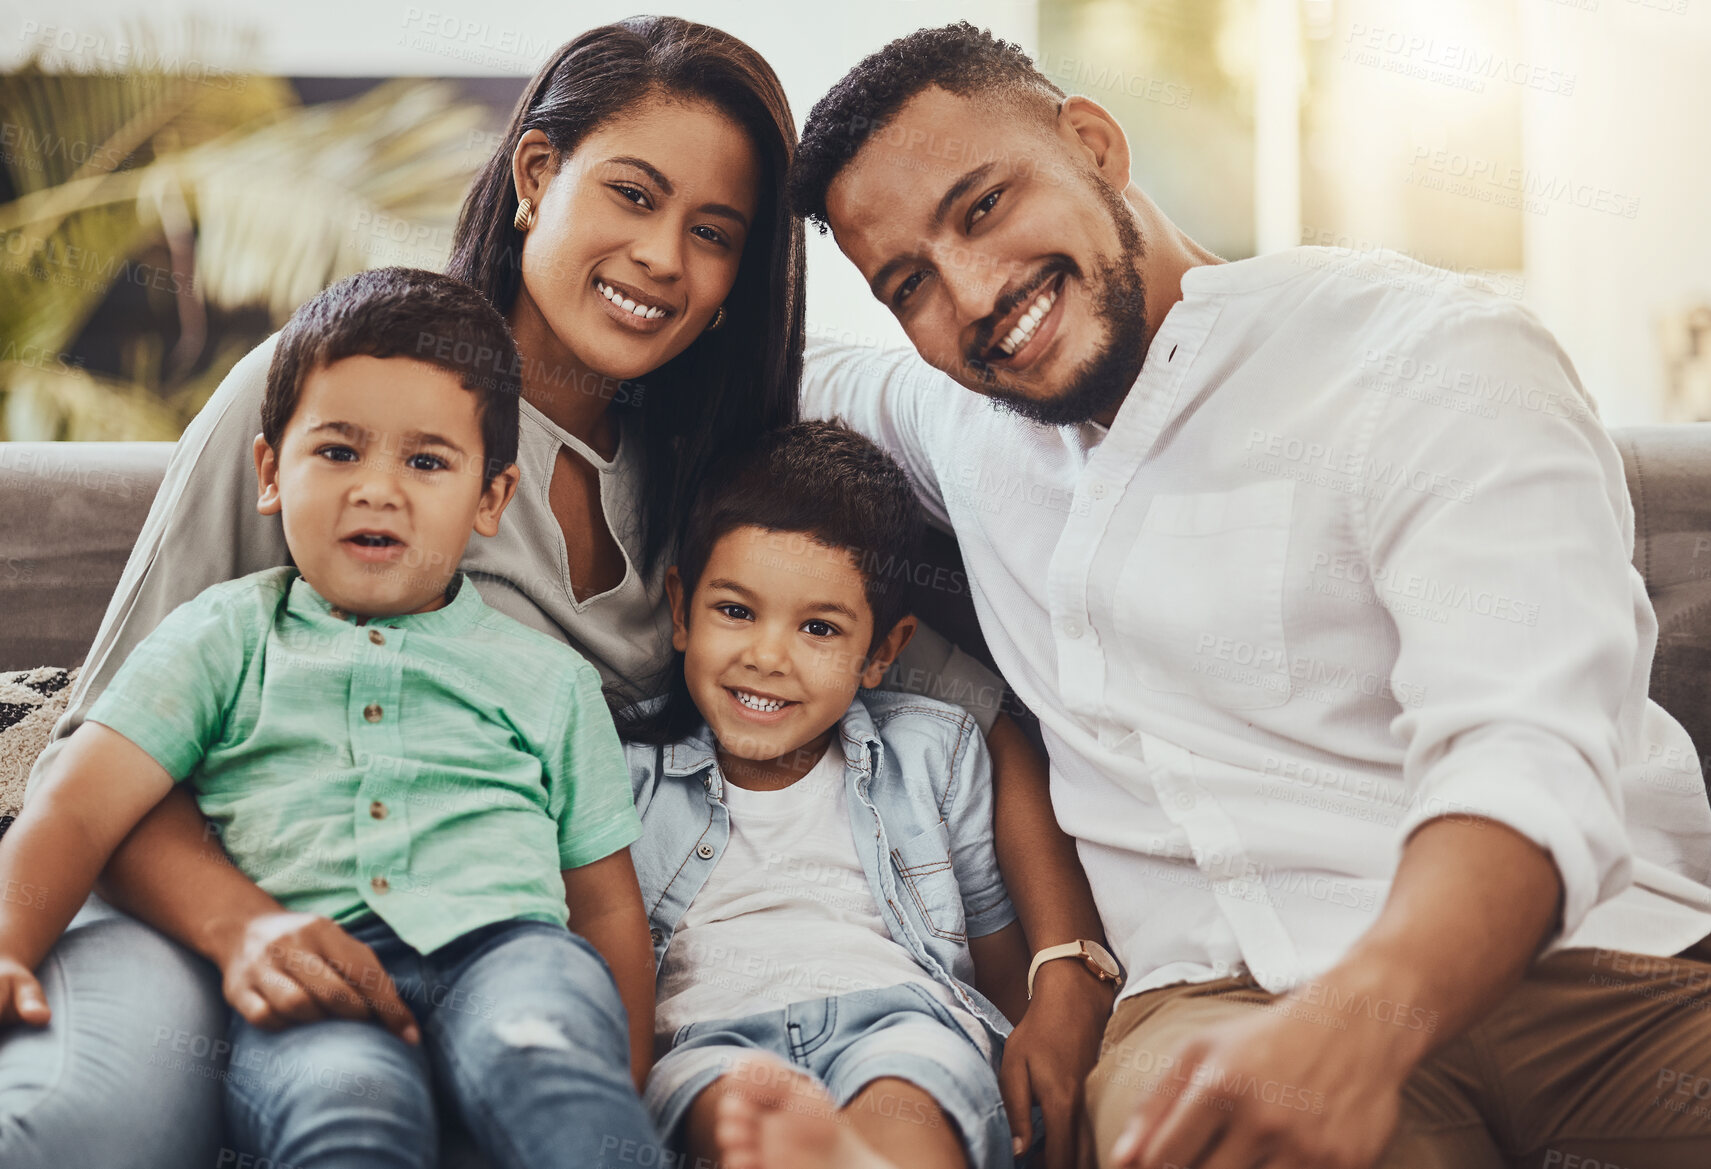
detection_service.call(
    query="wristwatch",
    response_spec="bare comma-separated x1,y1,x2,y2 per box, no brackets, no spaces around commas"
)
1027,939,1124,999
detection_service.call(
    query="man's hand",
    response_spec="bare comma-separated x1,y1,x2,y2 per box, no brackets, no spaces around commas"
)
218,911,418,1044
0,956,52,1028
1110,993,1413,1169
1001,960,1117,1169
1109,817,1561,1169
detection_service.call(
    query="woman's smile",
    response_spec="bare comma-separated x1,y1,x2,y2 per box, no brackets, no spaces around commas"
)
593,276,674,333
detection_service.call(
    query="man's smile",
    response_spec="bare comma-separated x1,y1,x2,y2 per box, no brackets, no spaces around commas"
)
970,266,1073,379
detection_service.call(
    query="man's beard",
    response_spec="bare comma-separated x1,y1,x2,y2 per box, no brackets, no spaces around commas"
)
977,179,1149,427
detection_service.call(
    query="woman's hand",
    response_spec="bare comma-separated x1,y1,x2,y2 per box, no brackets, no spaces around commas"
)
984,712,1116,1166
0,956,52,1027
1001,959,1116,1168
94,786,424,1040
218,911,419,1044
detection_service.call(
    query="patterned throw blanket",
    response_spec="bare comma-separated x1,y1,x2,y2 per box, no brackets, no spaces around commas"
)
0,666,78,841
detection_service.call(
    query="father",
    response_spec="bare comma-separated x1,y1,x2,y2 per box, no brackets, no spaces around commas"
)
786,22,1711,1169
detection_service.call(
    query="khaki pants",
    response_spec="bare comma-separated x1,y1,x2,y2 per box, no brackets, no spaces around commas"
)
1086,941,1711,1168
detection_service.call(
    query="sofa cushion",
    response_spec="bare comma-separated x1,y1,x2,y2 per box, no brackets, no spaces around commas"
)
0,444,170,672
1654,585,1711,783
1617,426,1711,780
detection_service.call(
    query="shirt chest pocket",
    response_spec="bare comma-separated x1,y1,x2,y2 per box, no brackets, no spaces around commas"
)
890,821,964,943
1111,479,1295,712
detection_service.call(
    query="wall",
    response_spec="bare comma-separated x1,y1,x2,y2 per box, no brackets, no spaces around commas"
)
1520,0,1711,425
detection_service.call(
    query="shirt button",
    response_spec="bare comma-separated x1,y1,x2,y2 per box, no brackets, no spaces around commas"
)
364,703,383,723
370,875,390,894
370,801,388,819
1062,620,1082,639
368,629,385,646
696,843,714,860
1091,482,1107,500
649,928,663,945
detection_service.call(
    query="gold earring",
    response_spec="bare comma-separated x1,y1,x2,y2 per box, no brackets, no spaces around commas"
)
513,197,536,232
706,305,726,332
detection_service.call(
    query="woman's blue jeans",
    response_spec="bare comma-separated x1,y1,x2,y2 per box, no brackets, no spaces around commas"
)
0,895,227,1167
0,897,660,1168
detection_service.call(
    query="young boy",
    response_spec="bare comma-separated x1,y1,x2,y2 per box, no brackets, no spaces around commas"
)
0,267,660,1169
620,421,1123,1169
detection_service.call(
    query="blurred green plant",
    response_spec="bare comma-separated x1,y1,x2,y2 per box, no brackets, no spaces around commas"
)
1,42,495,440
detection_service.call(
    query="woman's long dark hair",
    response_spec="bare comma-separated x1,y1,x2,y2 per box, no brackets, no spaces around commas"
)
447,16,803,583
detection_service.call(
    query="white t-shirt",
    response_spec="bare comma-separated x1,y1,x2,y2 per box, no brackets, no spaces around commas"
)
654,743,988,1055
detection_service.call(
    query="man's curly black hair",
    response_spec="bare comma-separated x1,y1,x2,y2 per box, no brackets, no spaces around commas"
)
788,22,1065,233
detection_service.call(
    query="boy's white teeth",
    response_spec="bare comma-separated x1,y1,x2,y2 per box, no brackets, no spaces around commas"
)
734,689,788,713
997,284,1059,356
596,280,666,320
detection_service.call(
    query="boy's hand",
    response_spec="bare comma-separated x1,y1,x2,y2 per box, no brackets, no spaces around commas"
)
1000,959,1116,1169
219,911,419,1044
0,956,52,1028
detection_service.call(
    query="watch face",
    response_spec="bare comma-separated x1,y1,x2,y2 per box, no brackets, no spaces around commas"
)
1085,942,1121,981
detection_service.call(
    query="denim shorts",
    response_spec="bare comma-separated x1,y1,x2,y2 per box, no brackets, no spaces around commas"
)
645,982,1011,1169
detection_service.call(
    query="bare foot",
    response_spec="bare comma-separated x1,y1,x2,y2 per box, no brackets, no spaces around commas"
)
713,1055,901,1169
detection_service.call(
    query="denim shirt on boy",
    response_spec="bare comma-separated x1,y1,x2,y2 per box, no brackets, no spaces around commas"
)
626,690,1017,1048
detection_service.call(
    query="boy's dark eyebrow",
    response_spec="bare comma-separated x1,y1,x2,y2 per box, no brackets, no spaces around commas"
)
605,155,750,229
402,430,466,454
305,420,466,454
704,578,862,621
306,420,366,440
804,599,862,620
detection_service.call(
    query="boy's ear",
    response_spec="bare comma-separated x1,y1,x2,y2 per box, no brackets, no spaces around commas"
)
859,613,918,689
472,462,520,538
665,566,690,653
253,434,282,516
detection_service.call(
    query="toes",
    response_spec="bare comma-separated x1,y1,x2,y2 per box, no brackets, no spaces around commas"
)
715,1088,762,1169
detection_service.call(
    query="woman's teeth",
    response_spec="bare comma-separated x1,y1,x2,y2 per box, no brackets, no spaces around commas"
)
997,283,1059,356
734,689,788,713
596,280,667,320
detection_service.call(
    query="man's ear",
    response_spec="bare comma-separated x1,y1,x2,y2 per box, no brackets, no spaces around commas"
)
511,128,557,213
665,566,690,653
1056,94,1133,193
253,433,282,516
860,613,918,689
472,462,520,538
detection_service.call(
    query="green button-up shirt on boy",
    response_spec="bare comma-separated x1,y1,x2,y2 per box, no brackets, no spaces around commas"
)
87,566,641,953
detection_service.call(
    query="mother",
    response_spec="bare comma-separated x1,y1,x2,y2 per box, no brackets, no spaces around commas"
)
0,15,1101,1169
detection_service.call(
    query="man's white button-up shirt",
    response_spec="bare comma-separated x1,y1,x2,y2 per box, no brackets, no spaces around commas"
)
803,246,1711,998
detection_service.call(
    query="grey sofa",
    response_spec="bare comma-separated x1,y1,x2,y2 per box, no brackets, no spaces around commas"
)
3,430,1709,791
0,430,1708,1168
